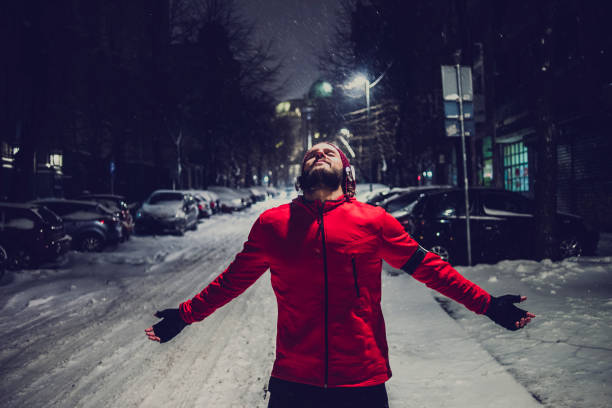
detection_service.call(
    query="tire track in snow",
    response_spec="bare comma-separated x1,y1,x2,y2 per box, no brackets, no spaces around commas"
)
0,201,280,407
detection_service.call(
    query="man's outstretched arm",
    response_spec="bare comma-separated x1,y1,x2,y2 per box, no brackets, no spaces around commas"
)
145,215,271,343
379,211,535,330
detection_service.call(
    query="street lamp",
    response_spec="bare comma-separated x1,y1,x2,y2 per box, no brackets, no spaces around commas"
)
345,70,392,183
346,74,371,121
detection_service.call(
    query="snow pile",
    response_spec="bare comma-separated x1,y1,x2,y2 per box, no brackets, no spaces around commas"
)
434,246,612,408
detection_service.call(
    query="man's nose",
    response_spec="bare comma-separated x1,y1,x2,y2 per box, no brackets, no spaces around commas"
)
314,151,325,159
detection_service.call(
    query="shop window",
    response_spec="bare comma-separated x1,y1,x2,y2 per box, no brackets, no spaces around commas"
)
503,141,529,192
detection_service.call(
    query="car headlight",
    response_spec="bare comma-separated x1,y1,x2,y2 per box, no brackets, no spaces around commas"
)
175,210,186,218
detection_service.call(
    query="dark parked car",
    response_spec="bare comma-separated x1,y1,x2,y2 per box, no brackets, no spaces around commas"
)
398,187,599,265
76,194,135,240
380,186,452,215
366,187,409,206
0,202,72,268
135,190,199,235
30,199,123,252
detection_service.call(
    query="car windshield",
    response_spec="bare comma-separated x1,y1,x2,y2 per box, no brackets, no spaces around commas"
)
149,193,183,204
35,206,62,224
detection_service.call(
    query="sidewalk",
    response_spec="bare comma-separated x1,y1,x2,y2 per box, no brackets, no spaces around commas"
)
381,266,541,408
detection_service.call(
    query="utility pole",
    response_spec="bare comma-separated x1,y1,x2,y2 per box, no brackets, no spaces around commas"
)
441,55,475,266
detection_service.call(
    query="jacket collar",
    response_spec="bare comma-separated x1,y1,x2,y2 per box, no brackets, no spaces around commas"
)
292,194,353,216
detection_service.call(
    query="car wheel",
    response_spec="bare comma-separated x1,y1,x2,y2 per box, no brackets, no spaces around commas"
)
559,236,582,258
79,234,105,252
430,244,451,263
8,248,34,270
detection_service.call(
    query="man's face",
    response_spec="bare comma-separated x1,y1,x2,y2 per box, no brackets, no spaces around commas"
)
300,143,344,192
303,143,343,175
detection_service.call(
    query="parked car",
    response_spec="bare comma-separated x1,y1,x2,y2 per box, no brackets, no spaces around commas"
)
76,194,135,240
0,202,72,268
366,187,412,206
208,186,246,212
398,187,599,265
198,190,220,214
30,199,122,252
135,190,199,235
355,183,389,202
235,188,254,207
187,191,213,218
380,186,452,215
249,187,268,202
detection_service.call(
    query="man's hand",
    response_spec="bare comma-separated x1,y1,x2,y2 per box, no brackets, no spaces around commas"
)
145,308,189,343
485,295,536,331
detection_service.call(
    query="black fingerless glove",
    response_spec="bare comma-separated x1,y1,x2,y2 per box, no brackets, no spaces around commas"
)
153,308,189,343
485,295,528,331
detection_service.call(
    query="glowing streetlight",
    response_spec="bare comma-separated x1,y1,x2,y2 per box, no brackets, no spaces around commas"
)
320,81,333,95
346,74,371,121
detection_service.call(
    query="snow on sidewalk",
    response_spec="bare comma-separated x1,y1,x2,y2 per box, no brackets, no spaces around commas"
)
381,265,541,408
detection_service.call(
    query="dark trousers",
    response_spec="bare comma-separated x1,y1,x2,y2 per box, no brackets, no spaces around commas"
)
267,377,389,408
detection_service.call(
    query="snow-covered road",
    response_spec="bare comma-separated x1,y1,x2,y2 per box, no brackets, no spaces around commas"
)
1,198,610,407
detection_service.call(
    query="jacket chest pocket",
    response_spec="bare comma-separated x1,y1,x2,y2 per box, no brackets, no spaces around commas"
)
336,234,380,298
351,257,360,297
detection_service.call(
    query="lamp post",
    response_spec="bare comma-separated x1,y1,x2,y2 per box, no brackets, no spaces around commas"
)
303,105,314,150
346,72,390,184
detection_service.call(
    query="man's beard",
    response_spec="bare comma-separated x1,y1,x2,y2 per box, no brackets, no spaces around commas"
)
300,166,342,193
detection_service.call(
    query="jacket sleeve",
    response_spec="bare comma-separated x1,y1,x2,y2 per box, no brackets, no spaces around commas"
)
378,210,490,314
179,215,271,323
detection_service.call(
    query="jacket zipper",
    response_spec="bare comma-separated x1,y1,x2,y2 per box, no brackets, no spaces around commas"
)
351,257,360,297
318,204,329,388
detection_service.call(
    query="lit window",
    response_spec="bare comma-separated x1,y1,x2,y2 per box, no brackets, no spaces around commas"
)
503,141,528,192
49,153,63,167
275,102,291,115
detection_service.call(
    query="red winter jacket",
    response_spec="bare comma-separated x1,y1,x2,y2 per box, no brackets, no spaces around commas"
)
179,196,491,388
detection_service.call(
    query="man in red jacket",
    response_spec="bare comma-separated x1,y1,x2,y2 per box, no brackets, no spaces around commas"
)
145,142,535,408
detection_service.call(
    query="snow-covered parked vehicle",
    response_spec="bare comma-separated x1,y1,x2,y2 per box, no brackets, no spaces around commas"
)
76,194,135,240
185,191,213,218
248,186,269,202
135,190,198,235
0,202,72,267
198,189,220,214
355,183,389,203
30,199,122,252
207,186,246,212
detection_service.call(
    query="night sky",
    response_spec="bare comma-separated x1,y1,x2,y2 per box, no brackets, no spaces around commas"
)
236,0,341,101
